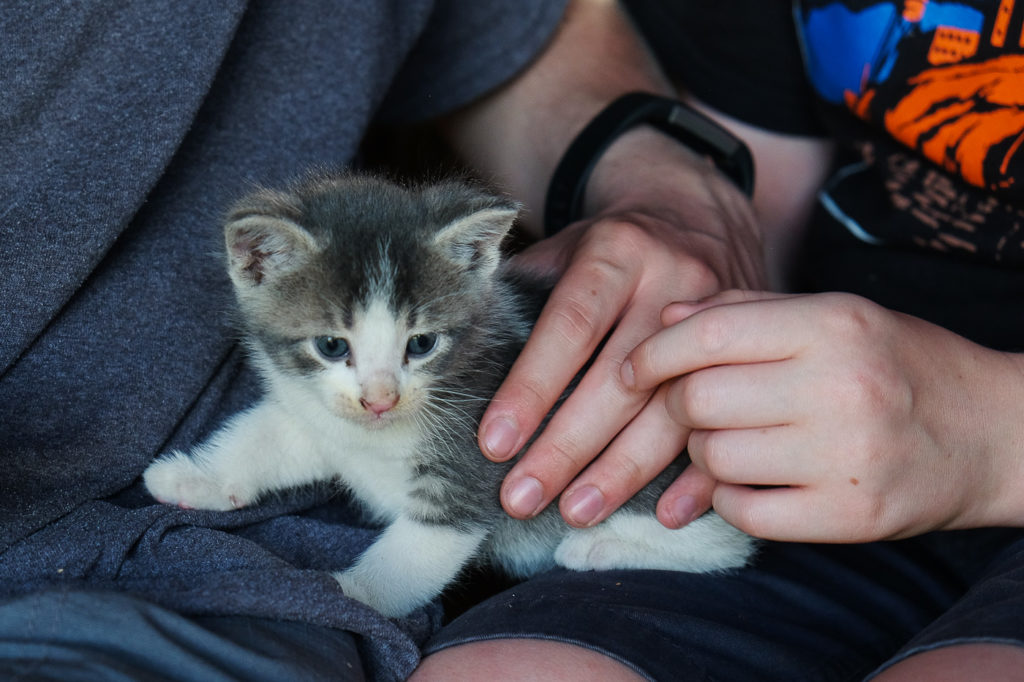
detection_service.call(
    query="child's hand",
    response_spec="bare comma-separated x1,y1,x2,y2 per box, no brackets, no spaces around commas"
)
624,290,1024,542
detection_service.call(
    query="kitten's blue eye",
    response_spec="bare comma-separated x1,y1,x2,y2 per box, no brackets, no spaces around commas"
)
315,336,350,360
406,333,438,357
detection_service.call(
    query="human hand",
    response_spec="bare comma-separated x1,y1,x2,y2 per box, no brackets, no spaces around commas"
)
478,131,766,526
623,289,1024,542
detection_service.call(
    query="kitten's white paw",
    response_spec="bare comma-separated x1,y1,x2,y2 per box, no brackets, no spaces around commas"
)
555,530,639,571
555,512,755,573
333,569,425,618
143,452,254,511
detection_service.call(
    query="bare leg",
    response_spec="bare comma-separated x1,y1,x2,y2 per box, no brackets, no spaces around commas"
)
873,643,1024,681
410,639,646,681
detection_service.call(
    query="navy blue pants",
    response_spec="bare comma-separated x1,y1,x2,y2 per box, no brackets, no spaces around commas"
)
0,590,364,681
428,529,1024,681
4,529,1023,681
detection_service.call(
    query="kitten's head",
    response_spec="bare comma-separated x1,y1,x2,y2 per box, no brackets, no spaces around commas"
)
223,172,520,430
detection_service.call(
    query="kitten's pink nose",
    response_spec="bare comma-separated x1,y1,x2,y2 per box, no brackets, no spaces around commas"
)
360,395,398,416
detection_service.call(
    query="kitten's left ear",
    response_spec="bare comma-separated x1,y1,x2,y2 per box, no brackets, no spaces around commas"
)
432,202,519,278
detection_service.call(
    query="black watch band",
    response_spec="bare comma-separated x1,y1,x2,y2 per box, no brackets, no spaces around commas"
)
543,92,755,236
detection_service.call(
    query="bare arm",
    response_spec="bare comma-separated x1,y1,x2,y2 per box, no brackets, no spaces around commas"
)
684,101,835,289
442,0,831,526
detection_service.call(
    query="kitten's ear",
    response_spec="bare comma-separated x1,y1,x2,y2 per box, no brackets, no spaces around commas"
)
432,203,519,278
224,214,320,288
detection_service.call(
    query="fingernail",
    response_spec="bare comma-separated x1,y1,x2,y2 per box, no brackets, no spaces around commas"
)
667,494,702,528
620,359,635,389
564,485,605,527
482,417,520,460
506,476,544,517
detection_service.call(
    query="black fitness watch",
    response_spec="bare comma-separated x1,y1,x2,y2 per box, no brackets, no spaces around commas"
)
544,92,755,236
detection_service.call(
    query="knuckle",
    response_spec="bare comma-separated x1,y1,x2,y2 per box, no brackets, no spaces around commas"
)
542,432,591,476
548,263,633,347
843,492,890,540
605,452,650,494
817,293,882,340
833,359,910,422
694,429,732,478
585,219,653,256
678,259,722,295
724,498,770,537
677,374,716,425
550,298,603,346
515,373,557,415
691,310,732,358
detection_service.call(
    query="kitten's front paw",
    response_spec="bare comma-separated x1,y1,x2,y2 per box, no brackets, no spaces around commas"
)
554,528,638,571
555,513,755,573
143,452,254,511
333,569,424,618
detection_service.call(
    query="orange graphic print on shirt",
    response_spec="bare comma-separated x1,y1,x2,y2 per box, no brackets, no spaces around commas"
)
800,0,1024,263
877,55,1024,192
806,0,1022,198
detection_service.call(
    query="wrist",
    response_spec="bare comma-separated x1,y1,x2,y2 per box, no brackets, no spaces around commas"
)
928,339,1024,531
544,93,754,237
582,125,768,291
973,350,1024,528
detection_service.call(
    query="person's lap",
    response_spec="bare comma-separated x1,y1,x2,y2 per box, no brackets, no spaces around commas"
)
5,528,1024,681
422,529,1024,681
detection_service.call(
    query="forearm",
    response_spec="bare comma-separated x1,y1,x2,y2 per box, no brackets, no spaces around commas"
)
442,0,832,292
680,101,835,289
441,0,675,237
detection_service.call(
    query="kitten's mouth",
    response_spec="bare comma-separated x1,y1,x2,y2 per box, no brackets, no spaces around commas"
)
357,409,401,429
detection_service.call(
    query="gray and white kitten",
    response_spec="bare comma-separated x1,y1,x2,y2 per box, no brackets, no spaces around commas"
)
143,172,754,618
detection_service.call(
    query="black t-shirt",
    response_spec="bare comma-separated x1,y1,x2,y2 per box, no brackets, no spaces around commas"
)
624,0,1024,350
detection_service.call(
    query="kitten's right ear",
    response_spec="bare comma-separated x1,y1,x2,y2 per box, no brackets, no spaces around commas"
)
224,214,320,288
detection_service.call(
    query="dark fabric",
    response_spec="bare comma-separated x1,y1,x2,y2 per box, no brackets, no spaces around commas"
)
0,589,366,682
624,0,1024,345
796,188,1024,352
0,2,567,679
794,0,1023,205
790,0,1024,267
869,534,1024,677
620,0,824,136
428,530,1024,682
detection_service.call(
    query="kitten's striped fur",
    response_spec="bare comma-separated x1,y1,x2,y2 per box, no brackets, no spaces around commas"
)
143,172,755,617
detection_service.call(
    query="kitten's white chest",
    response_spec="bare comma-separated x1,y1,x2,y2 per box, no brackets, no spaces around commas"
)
326,420,422,522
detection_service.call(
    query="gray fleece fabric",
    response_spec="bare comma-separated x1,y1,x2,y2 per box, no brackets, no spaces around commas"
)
0,2,566,679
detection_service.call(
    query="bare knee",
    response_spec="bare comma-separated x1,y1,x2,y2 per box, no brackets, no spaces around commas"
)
873,643,1024,681
410,638,647,681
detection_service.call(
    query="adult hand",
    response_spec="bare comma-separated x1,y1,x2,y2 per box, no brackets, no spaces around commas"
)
623,289,1024,542
478,129,767,526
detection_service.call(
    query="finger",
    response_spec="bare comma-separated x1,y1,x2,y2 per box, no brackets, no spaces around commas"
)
623,295,812,392
660,289,790,326
711,484,844,542
499,304,657,518
556,383,689,527
479,233,642,462
662,360,801,431
687,425,822,487
655,463,716,529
